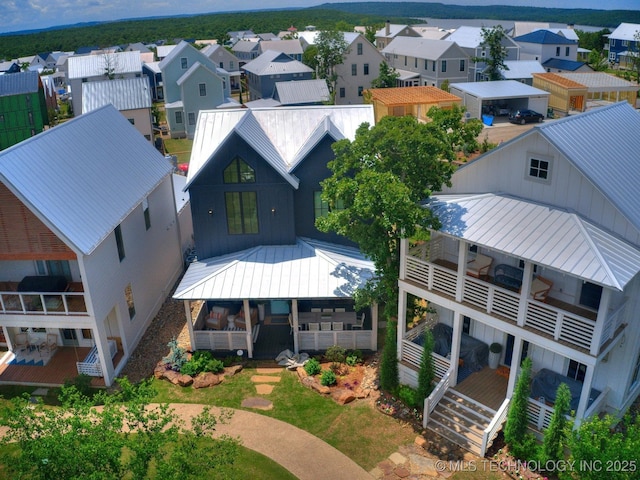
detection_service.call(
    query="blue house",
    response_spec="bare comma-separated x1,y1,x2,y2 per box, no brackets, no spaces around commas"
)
607,23,640,66
242,50,313,101
142,62,164,101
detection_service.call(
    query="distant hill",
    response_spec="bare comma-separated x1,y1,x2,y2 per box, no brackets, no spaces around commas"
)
313,2,640,27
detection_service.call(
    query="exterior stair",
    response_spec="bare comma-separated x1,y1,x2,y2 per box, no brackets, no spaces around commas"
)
426,389,498,456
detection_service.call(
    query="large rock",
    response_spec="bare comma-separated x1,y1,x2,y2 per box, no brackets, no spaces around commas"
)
193,372,222,389
163,369,193,386
224,364,243,377
331,388,356,405
296,366,308,379
301,375,330,394
154,365,169,379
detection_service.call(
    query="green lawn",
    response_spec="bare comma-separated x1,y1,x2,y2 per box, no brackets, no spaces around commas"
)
163,137,193,164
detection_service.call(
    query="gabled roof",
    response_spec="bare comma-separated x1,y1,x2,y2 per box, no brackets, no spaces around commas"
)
273,79,330,105
259,39,303,56
156,44,177,59
67,51,142,79
542,58,586,71
158,41,196,70
201,44,239,62
382,37,463,60
231,40,261,53
175,61,219,87
82,76,152,113
375,24,413,38
0,105,171,255
187,105,374,190
450,80,549,99
499,60,545,79
514,30,576,45
173,237,374,300
367,86,462,105
143,61,162,74
0,70,40,97
242,50,312,75
429,193,640,290
447,26,519,49
544,28,579,41
608,23,640,41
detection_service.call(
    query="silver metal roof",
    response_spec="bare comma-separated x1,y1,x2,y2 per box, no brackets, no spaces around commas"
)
535,102,640,233
187,105,374,190
382,37,459,60
430,193,640,290
259,39,303,56
609,23,640,41
156,45,177,59
0,105,172,255
274,79,330,105
172,174,190,214
554,72,638,90
173,237,375,300
67,51,142,79
241,50,312,75
82,76,152,113
0,70,39,97
450,80,549,99
499,60,545,79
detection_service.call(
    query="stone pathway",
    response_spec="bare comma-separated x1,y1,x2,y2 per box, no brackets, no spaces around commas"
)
241,367,282,411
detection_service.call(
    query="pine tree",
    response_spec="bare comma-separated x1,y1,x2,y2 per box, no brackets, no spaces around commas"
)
542,382,571,465
504,357,537,459
416,328,435,401
379,319,399,392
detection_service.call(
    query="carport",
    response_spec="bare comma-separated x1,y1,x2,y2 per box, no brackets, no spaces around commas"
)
449,80,550,120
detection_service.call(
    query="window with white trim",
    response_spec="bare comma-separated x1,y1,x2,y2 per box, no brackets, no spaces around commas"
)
529,157,550,180
180,57,188,69
199,83,207,96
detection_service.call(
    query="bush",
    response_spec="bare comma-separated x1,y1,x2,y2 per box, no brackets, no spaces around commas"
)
346,349,363,366
162,338,187,371
180,350,224,376
417,329,435,401
398,384,421,409
324,345,346,364
304,358,322,376
320,369,337,386
62,374,94,399
379,319,399,392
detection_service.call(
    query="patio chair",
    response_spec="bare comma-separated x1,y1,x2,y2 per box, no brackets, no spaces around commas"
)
308,323,320,331
322,308,333,313
320,322,332,331
311,308,321,313
15,332,29,352
332,322,343,331
39,333,58,355
351,313,365,330
466,253,493,280
334,308,346,313
287,314,301,334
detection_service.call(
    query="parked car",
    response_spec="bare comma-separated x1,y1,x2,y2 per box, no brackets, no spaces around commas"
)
509,109,544,124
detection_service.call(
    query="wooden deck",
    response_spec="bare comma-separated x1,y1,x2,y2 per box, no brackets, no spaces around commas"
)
0,346,123,387
452,366,509,411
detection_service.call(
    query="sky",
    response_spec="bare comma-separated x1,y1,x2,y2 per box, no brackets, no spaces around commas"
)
1,0,638,34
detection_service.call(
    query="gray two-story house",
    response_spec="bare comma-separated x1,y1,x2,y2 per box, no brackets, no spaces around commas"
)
242,50,313,101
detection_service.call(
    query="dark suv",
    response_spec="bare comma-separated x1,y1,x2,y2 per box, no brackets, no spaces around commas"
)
509,109,544,124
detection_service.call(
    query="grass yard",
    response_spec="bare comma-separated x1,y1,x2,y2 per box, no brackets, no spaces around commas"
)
163,137,193,164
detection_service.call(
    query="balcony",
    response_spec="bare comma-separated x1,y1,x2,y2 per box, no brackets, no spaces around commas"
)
0,281,88,316
403,242,625,356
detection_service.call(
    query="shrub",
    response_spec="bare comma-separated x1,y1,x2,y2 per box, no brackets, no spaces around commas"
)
346,355,359,366
162,338,187,371
541,382,571,467
324,345,346,364
62,374,94,399
504,357,538,460
346,349,363,366
379,319,399,392
320,369,337,386
180,350,224,376
417,329,435,402
304,358,322,376
398,384,421,409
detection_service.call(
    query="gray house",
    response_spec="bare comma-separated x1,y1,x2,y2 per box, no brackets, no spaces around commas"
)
201,44,241,91
242,50,313,101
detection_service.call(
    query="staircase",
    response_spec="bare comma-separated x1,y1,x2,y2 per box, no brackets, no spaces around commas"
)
426,389,498,456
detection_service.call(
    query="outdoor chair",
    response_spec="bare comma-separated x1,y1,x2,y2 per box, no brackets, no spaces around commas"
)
39,333,58,355
308,323,320,331
334,308,346,312
351,313,365,330
320,322,332,331
332,322,343,331
287,314,301,335
466,253,493,280
322,308,333,313
15,332,29,352
311,308,321,313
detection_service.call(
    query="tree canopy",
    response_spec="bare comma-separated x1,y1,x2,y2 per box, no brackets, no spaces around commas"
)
370,62,400,88
473,25,509,81
312,30,349,99
316,107,482,317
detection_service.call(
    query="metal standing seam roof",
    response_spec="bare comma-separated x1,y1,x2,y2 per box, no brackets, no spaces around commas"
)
232,40,261,53
0,70,40,97
367,86,462,105
259,39,303,56
143,61,162,74
449,80,549,99
514,30,576,45
0,105,172,255
444,26,484,49
429,193,640,290
81,76,152,113
375,24,412,38
241,50,312,75
67,51,142,79
382,37,460,59
274,79,330,105
542,58,585,71
555,72,638,89
186,105,374,190
156,45,177,59
499,60,545,79
608,23,640,41
173,237,375,300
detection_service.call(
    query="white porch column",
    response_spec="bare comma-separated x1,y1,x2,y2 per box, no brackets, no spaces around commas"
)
95,322,115,387
449,312,464,387
396,289,407,361
574,364,596,426
590,288,611,355
292,299,299,354
507,337,524,397
184,300,195,351
371,301,379,351
399,237,408,280
517,262,534,327
456,240,468,303
243,299,253,358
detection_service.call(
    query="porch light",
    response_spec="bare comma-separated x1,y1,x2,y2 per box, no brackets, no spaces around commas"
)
271,207,276,215
237,349,244,356
208,209,213,215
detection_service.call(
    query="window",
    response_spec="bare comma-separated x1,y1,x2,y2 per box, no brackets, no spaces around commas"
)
143,197,150,230
579,282,602,310
35,260,72,280
314,191,330,219
219,62,224,68
432,61,436,72
125,283,136,320
556,46,560,56
565,46,570,56
339,87,345,98
462,316,471,335
199,83,207,96
424,59,428,69
567,359,586,382
225,192,258,234
460,59,465,71
441,60,447,72
115,225,125,262
224,157,255,183
364,63,369,75
622,40,629,47
529,157,550,180
180,57,188,69
81,77,88,83
357,42,363,55
414,58,417,68
28,112,34,125
351,64,357,76
357,86,363,96
229,61,234,69
188,112,196,125
175,111,183,124
128,118,135,125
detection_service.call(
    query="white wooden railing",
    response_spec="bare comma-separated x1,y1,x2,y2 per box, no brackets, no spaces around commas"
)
193,328,258,352
526,397,554,430
423,368,453,428
481,398,510,457
298,330,372,351
402,324,450,379
600,301,627,348
584,387,610,419
405,256,602,352
0,291,88,315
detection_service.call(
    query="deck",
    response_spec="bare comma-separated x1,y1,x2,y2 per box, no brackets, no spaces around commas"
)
452,366,509,411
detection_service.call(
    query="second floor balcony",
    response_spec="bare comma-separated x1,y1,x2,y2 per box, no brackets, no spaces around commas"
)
0,279,88,316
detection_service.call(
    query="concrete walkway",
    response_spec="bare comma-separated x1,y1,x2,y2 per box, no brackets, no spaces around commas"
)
167,403,373,480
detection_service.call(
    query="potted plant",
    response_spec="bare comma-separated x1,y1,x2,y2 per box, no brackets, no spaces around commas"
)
488,342,502,369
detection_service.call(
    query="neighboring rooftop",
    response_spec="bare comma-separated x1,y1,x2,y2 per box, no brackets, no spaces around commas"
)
0,70,40,97
82,76,152,113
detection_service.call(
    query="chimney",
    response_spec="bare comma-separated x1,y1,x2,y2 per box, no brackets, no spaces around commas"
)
385,20,390,36
567,23,575,29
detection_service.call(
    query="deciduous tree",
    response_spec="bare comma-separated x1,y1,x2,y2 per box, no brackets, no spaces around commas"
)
370,61,400,88
473,26,509,81
313,30,349,99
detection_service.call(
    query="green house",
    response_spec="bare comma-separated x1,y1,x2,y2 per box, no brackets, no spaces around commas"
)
0,71,49,151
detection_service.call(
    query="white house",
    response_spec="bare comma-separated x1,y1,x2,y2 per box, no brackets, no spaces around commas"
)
396,102,640,456
0,105,183,387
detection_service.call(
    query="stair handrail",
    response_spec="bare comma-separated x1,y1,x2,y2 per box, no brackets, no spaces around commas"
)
423,367,453,428
480,397,510,457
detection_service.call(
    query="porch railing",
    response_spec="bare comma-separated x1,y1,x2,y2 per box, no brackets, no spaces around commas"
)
405,256,599,352
402,324,450,379
584,387,610,419
298,330,372,351
194,330,254,352
423,367,453,428
1,291,88,315
526,397,554,430
481,397,510,457
599,301,627,349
